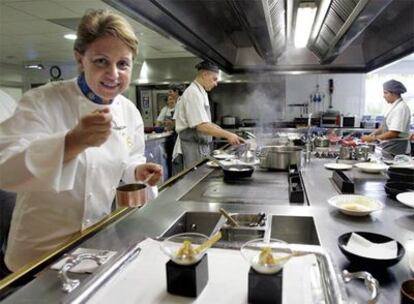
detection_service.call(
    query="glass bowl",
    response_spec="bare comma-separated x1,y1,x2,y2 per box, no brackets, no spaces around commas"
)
160,232,209,266
241,238,291,274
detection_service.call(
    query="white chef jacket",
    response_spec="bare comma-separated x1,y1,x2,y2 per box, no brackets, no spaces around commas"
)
0,79,147,271
172,81,211,158
156,106,174,122
383,98,411,138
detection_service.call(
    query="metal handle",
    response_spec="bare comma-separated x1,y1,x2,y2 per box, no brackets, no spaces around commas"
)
342,269,380,304
59,253,108,293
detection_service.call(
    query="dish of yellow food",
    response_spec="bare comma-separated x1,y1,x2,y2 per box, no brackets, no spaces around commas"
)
328,195,384,216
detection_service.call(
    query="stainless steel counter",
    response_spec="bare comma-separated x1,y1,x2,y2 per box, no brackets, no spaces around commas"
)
2,157,413,303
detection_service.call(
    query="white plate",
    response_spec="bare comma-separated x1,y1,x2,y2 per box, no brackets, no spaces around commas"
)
206,161,220,168
324,163,352,171
213,154,235,160
354,162,388,173
396,192,414,208
328,194,384,216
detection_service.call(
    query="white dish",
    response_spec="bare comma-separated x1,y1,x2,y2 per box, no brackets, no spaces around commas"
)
396,192,414,208
206,161,220,168
324,163,352,171
354,162,388,173
214,153,235,160
328,194,384,216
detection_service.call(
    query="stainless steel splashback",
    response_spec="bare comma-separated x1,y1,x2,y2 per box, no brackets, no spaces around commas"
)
105,0,414,74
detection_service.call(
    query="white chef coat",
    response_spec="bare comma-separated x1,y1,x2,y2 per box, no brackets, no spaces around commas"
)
172,81,211,159
383,98,411,138
0,79,148,271
156,106,175,122
0,89,17,123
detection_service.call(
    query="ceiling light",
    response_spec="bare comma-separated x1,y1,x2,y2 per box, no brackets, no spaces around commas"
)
64,33,77,40
294,3,317,48
24,64,44,70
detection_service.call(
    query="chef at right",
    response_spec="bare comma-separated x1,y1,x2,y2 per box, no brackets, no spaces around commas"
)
361,79,411,159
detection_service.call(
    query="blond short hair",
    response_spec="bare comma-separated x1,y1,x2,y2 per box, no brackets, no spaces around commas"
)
74,9,139,58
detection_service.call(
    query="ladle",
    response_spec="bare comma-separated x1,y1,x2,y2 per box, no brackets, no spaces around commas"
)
219,208,240,227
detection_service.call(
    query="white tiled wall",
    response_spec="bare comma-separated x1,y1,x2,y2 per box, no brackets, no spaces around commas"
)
285,74,365,120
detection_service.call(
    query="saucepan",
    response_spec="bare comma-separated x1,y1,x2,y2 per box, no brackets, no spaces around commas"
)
116,173,154,207
259,146,302,170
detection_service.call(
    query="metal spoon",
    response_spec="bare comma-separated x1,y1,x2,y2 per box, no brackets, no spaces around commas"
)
111,120,126,130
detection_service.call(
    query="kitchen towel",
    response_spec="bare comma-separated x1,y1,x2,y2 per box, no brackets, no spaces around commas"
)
344,232,398,259
50,248,117,273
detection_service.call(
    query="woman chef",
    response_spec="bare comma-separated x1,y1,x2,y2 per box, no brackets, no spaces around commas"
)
361,79,411,158
0,9,162,274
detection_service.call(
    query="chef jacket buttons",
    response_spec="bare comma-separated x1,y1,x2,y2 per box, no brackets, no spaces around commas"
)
87,193,93,200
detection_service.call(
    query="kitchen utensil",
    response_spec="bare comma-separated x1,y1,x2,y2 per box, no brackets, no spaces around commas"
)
222,164,254,180
116,173,155,208
324,163,352,171
384,182,414,199
116,183,147,208
249,212,266,227
221,115,237,128
338,232,405,268
327,195,384,216
160,232,209,265
111,120,126,130
339,146,353,160
313,136,330,147
401,279,414,304
354,162,387,173
241,238,291,274
259,146,302,170
219,208,240,227
193,232,222,255
387,168,414,182
396,192,414,208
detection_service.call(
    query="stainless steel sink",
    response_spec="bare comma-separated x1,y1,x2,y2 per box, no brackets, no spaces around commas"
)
219,227,265,243
159,212,223,238
224,212,266,228
270,215,320,245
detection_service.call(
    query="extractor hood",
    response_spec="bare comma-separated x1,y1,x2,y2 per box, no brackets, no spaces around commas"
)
104,0,414,74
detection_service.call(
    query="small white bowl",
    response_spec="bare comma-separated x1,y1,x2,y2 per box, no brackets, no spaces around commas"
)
328,194,384,216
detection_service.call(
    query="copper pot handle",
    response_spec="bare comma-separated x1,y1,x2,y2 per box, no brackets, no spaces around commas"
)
342,269,380,303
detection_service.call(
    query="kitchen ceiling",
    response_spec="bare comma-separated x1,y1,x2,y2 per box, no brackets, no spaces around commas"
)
0,0,193,66
105,0,414,74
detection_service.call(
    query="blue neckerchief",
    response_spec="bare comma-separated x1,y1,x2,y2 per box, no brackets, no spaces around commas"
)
77,73,112,104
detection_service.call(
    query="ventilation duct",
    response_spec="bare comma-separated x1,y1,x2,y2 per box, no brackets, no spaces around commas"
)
308,0,371,63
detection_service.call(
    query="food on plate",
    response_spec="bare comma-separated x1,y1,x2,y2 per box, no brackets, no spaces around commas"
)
341,203,370,212
258,246,277,266
176,240,196,262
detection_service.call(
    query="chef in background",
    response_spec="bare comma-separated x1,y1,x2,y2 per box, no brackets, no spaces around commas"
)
0,9,161,275
173,60,243,169
155,94,176,129
361,79,411,158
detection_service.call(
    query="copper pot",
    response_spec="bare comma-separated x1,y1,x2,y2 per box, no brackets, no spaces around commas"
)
116,183,148,208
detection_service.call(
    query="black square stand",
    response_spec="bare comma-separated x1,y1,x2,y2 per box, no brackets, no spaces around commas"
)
248,267,283,303
166,254,209,297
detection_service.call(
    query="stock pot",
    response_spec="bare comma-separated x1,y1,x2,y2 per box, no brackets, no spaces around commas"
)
259,146,302,170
